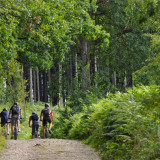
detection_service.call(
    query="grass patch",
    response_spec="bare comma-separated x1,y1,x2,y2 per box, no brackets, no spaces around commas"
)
0,131,6,155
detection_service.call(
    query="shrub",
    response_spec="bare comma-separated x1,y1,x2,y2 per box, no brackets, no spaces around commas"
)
67,85,160,159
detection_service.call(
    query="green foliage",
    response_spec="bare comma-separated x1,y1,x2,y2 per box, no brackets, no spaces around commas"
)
135,53,160,85
51,105,72,139
66,87,99,113
0,131,6,155
68,112,93,140
5,64,27,104
61,85,160,159
0,1,19,82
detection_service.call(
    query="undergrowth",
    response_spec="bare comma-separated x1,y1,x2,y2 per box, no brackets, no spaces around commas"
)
1,85,160,159
51,85,160,159
0,128,6,155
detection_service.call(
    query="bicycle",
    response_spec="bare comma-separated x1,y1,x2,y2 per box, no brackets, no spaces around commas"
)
40,119,51,138
34,125,40,138
13,117,19,140
34,130,38,138
1,122,9,139
29,124,40,138
45,122,49,138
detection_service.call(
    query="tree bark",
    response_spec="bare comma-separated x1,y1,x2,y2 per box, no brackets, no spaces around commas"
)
70,59,73,90
29,67,34,103
132,73,134,87
48,69,52,106
112,71,117,86
39,70,43,101
59,64,63,106
80,37,91,90
43,72,47,102
94,56,98,88
33,70,37,102
124,71,127,89
37,70,40,102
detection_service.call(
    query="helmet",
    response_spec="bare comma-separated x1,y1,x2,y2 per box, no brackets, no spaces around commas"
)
32,112,36,114
45,103,49,108
3,108,7,111
14,102,18,105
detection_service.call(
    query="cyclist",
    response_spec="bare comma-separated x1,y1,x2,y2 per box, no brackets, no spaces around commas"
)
0,108,10,135
29,112,41,138
40,103,53,138
9,102,22,139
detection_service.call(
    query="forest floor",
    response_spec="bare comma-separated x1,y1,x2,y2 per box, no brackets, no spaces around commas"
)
0,138,101,160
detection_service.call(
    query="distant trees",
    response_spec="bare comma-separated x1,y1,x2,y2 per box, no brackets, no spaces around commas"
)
0,0,159,107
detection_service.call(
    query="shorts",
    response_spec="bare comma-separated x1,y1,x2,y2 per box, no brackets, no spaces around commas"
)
11,116,19,126
43,117,51,126
1,120,9,127
32,122,40,135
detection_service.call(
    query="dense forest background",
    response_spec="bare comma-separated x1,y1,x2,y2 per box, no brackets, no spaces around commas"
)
1,0,159,107
1,0,160,159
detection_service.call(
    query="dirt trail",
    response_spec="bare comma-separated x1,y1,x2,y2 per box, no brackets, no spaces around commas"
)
0,139,101,160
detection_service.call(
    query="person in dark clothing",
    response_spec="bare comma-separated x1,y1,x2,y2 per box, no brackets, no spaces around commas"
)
0,108,10,135
29,112,41,138
40,103,53,138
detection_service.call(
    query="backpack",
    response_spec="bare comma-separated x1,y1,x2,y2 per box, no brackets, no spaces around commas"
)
43,109,50,117
12,104,20,115
1,111,9,122
31,113,39,121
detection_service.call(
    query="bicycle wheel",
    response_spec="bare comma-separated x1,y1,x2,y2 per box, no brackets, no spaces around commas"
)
45,124,49,138
4,125,7,139
14,126,18,140
14,119,18,140
3,124,7,139
35,130,38,138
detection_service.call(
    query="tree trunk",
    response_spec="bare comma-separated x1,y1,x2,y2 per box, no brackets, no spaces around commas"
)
124,72,127,89
112,71,117,86
132,73,134,87
75,53,78,83
29,67,34,103
59,64,63,106
43,72,48,102
21,65,26,120
39,70,43,101
70,59,73,89
37,70,40,102
80,37,90,90
94,56,98,88
48,69,52,106
33,70,37,102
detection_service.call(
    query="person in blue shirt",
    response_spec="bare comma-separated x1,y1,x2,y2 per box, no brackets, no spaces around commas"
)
0,108,10,135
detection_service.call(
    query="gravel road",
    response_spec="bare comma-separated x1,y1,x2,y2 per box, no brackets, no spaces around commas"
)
0,139,101,160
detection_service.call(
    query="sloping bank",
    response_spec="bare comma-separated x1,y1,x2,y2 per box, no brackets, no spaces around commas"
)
60,85,160,160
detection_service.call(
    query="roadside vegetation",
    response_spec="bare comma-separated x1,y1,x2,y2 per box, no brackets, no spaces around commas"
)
1,85,160,159
51,85,160,159
0,129,6,154
1,0,160,159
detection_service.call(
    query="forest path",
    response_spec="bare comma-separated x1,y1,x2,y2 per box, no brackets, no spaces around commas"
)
0,139,100,160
